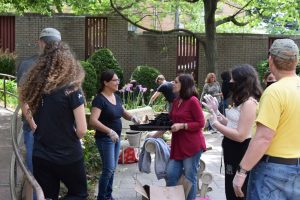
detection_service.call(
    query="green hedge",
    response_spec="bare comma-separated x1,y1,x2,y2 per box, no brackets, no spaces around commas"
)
0,79,18,108
81,61,97,102
257,59,300,81
87,48,124,87
131,65,160,91
0,49,16,76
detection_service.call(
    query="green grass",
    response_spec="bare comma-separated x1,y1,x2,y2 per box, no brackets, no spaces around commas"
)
0,79,18,109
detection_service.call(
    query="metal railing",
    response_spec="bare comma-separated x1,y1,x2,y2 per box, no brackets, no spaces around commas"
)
10,105,45,200
0,73,18,109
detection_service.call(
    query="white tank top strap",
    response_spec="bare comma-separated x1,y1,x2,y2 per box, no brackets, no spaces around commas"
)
248,97,258,105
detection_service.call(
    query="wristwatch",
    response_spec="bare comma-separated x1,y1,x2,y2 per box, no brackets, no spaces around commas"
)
237,165,249,175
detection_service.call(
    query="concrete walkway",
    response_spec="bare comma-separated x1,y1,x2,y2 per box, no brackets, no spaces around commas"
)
0,106,226,200
0,107,14,200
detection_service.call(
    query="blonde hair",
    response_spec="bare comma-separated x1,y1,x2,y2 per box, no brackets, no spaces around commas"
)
155,74,165,83
205,73,216,83
19,42,84,114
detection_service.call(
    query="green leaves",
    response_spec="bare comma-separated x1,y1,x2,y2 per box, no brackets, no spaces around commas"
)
250,0,300,34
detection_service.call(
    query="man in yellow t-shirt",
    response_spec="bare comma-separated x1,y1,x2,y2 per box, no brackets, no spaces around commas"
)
233,39,300,200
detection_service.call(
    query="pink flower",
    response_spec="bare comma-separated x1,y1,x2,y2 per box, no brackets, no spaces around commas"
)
141,87,147,93
125,84,133,92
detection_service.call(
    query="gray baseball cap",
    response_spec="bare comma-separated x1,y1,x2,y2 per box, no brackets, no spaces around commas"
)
39,28,61,41
269,39,299,60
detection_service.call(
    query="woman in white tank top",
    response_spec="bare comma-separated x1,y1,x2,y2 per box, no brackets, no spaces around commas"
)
203,64,262,200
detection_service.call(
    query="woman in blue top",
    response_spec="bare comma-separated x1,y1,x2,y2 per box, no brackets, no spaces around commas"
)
89,70,140,200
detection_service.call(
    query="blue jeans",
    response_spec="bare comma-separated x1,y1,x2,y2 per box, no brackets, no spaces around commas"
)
96,137,120,200
166,150,202,200
23,128,34,173
23,127,37,200
247,160,300,200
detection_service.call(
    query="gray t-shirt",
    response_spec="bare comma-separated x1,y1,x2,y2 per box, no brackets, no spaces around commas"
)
16,55,39,85
16,55,39,131
200,82,222,103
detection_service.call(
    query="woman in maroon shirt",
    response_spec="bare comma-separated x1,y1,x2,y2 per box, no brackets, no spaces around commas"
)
166,74,206,200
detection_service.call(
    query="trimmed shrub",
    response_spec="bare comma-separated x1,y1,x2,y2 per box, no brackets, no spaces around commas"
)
87,48,124,86
257,59,269,82
257,59,300,81
131,65,161,100
0,49,16,76
80,61,97,102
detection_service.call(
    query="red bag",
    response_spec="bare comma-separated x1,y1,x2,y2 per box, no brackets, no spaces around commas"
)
118,147,139,164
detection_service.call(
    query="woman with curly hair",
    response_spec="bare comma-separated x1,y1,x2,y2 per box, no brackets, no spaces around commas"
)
202,64,262,200
19,28,88,200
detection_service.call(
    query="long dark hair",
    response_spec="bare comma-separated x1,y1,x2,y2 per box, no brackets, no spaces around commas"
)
178,74,199,100
98,69,115,92
231,64,262,106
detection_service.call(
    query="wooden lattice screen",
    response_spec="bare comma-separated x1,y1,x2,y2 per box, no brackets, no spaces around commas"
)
85,17,107,59
0,16,15,52
176,35,199,83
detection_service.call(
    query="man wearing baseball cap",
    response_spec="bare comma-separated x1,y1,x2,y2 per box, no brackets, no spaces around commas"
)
16,27,61,200
37,27,61,53
232,38,300,199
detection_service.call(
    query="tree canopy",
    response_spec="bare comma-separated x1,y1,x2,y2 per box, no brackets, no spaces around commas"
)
1,0,299,72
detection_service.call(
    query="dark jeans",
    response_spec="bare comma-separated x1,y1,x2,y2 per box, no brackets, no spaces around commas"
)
32,156,88,200
222,137,250,200
95,137,120,200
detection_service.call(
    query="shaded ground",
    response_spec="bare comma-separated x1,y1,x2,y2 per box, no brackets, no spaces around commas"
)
95,132,226,200
1,107,226,200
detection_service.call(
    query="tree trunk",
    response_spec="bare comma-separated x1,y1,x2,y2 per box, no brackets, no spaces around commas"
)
203,0,218,73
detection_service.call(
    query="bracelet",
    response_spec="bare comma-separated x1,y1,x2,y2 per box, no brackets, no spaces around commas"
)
237,165,249,175
184,123,187,130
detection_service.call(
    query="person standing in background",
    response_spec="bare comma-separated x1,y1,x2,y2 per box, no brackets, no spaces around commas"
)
200,73,223,133
17,55,38,173
263,70,276,88
220,70,231,114
148,74,175,112
200,73,223,106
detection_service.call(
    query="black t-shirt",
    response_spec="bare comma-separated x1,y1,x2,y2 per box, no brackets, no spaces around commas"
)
157,81,175,103
33,86,84,165
92,93,124,137
222,81,230,100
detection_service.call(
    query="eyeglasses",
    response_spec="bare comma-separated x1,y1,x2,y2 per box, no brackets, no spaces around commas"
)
111,79,120,82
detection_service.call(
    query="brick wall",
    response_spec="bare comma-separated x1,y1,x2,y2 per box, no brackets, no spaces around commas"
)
14,14,300,89
15,14,86,63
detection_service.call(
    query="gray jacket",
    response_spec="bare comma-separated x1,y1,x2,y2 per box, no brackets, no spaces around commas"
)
138,138,170,180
